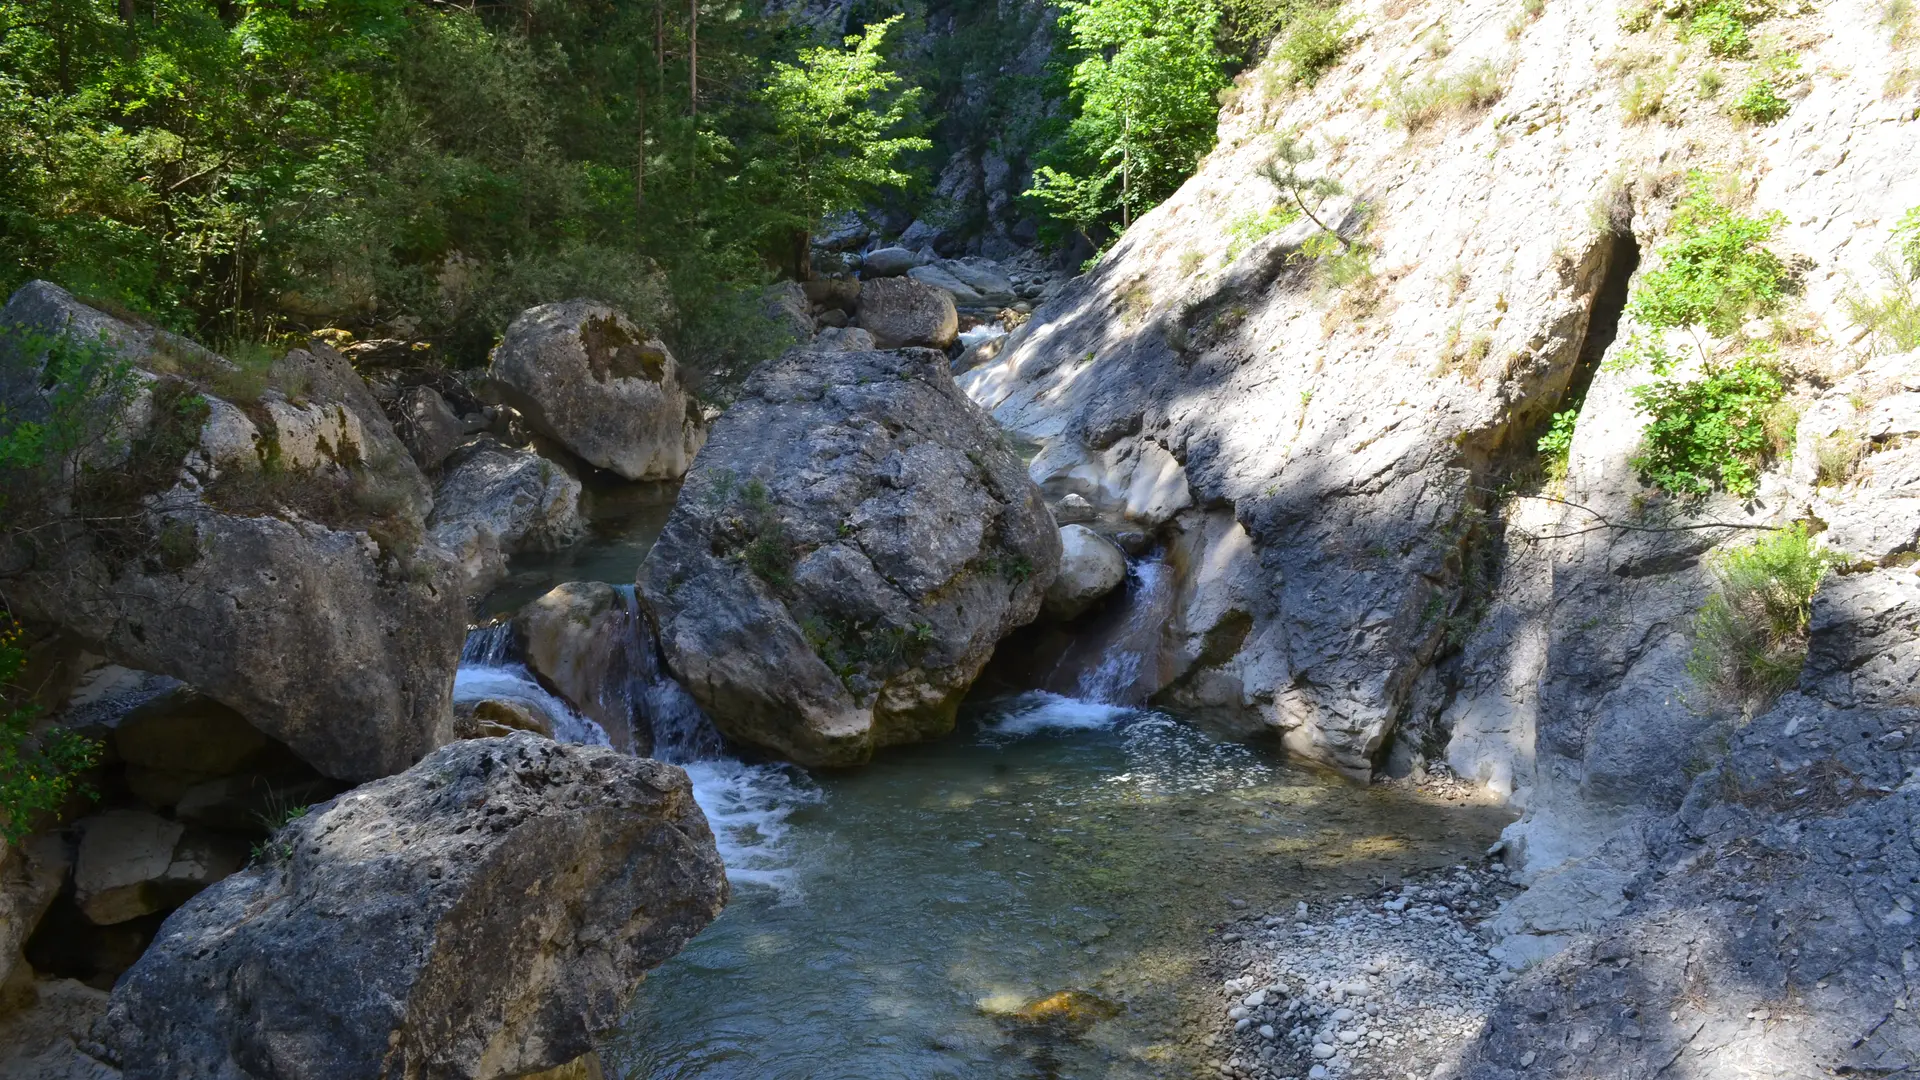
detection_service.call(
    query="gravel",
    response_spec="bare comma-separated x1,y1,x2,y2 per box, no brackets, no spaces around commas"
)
1201,863,1522,1080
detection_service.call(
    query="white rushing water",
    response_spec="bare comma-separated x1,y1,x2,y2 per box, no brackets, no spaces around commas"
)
454,617,817,895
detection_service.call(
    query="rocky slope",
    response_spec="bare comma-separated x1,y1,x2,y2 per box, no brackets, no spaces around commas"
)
960,0,1920,1070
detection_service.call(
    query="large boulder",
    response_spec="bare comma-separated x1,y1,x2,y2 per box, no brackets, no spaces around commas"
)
512,581,646,752
0,282,467,783
858,246,926,278
103,734,727,1080
638,347,1060,766
426,438,585,599
854,277,958,350
486,301,705,481
1043,524,1127,621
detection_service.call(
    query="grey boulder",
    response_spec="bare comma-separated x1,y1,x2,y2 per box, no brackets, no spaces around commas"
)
0,282,466,783
487,301,705,481
858,246,926,278
855,277,958,350
1043,524,1128,621
104,733,727,1080
427,438,585,599
639,347,1060,766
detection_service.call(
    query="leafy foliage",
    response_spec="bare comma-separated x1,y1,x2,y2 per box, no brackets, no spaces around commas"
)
1688,523,1838,709
1629,346,1785,496
1255,134,1348,249
1537,406,1579,489
1,616,101,846
1845,206,1920,353
0,0,923,370
746,18,929,273
1273,6,1357,87
1627,177,1788,339
1224,205,1302,259
1024,0,1228,239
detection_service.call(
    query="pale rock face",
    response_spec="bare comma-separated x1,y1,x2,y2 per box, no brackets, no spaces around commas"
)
103,734,728,1080
1044,525,1128,621
639,347,1059,766
957,0,1920,788
1,282,466,783
487,300,706,481
859,246,927,278
72,811,244,926
812,326,877,352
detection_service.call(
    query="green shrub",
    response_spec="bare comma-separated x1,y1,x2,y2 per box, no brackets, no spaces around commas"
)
1,618,101,845
1629,347,1785,496
1687,1,1754,55
1731,77,1791,122
1843,207,1920,353
1627,176,1788,338
1225,205,1303,258
1537,406,1580,489
1687,523,1839,707
1276,7,1359,88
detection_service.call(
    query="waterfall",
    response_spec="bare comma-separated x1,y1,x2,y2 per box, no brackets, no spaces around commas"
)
1074,553,1175,705
460,621,516,666
609,584,727,764
454,623,610,747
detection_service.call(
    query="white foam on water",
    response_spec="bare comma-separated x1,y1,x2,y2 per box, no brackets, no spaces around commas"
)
452,663,611,748
957,325,1008,348
981,691,1134,738
681,758,820,897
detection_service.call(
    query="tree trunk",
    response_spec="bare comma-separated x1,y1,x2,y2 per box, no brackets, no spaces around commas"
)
635,73,647,212
688,0,698,117
119,0,135,25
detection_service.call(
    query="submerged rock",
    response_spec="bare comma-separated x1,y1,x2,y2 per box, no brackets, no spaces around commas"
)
0,281,467,783
487,300,705,481
639,347,1059,766
1003,989,1123,1035
104,733,727,1080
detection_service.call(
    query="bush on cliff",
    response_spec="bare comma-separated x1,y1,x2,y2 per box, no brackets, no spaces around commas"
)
1687,523,1838,711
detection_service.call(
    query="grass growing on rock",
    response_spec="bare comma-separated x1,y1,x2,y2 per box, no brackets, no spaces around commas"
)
1845,206,1920,353
1380,61,1506,132
1688,523,1839,710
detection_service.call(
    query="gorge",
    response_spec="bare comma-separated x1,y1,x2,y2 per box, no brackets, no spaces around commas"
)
2,0,1919,1074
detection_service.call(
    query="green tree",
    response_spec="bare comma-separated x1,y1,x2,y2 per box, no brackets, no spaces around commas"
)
1025,0,1228,241
745,16,929,278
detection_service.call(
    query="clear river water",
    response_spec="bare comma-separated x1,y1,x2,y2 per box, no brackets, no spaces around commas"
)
461,484,1510,1080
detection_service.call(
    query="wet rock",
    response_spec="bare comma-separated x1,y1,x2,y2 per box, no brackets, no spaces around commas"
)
451,698,556,739
103,734,727,1080
640,347,1059,766
486,300,705,481
510,581,642,750
1043,525,1127,621
1004,989,1123,1035
1,282,467,784
855,277,958,350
